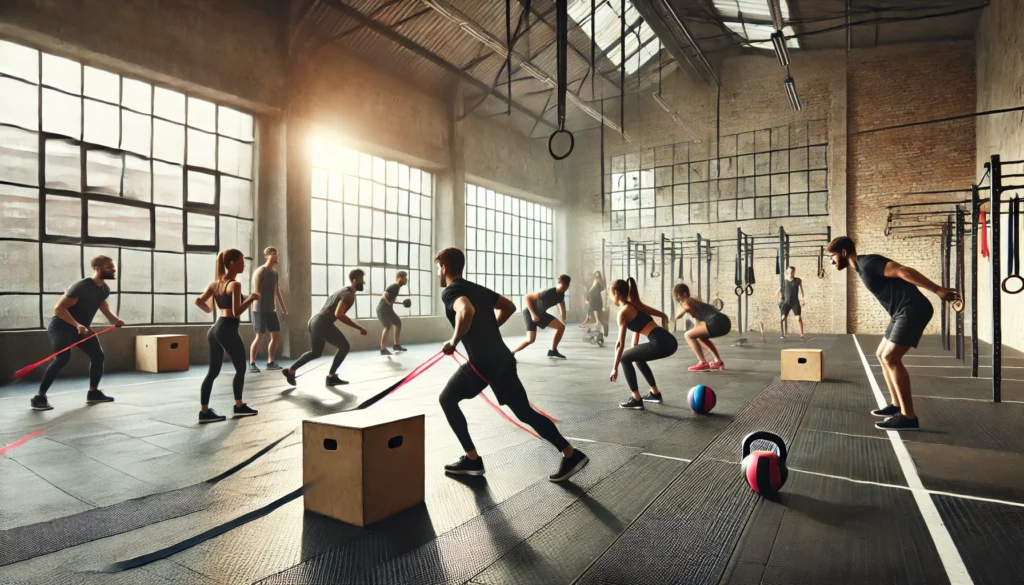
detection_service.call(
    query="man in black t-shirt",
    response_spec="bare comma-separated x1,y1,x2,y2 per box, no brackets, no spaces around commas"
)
512,275,571,360
377,271,408,356
827,237,959,431
777,266,805,339
32,255,124,411
435,247,588,483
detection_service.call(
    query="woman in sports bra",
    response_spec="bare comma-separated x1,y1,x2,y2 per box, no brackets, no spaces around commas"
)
609,277,677,410
193,248,261,423
673,284,731,372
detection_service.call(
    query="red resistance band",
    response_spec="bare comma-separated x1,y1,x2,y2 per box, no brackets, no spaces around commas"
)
451,350,560,428
981,208,990,259
0,429,45,456
13,325,117,380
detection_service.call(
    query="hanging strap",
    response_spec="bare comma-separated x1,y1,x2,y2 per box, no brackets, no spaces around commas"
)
548,0,574,160
981,208,990,258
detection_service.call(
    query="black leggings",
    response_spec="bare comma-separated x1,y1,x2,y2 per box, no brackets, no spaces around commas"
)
439,363,568,453
39,319,104,395
201,318,246,405
290,317,350,375
621,327,678,392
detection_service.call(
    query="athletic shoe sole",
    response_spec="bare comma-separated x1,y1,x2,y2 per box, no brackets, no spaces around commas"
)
325,380,349,386
619,404,645,410
86,399,114,404
266,365,283,370
548,355,567,360
642,397,663,403
233,412,258,418
550,455,590,483
875,422,919,430
444,468,485,476
871,411,899,418
199,417,226,424
31,405,54,411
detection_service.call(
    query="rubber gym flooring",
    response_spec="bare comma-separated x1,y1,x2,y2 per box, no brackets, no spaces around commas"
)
2,330,1023,584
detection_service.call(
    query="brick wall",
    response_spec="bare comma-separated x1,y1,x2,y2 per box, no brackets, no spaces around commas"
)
848,41,976,337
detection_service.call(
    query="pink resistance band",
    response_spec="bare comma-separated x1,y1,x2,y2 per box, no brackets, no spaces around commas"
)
451,350,560,429
13,325,117,380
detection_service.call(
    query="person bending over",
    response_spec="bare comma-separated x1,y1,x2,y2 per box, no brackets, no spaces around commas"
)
194,249,261,423
283,269,368,387
610,277,676,410
513,275,571,360
827,236,959,430
249,246,288,372
435,247,588,482
31,255,123,411
378,271,408,356
674,284,731,372
777,266,804,339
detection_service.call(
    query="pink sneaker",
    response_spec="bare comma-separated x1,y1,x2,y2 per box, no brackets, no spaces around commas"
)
710,361,725,371
688,362,711,372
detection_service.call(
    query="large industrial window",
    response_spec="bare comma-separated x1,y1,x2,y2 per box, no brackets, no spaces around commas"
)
607,119,828,230
310,144,434,319
465,184,553,298
0,40,255,330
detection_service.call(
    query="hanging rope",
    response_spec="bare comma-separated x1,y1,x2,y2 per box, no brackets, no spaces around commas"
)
620,0,625,138
548,0,574,159
505,0,511,116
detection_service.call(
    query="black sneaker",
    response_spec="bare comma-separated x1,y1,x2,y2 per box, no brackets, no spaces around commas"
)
30,395,53,411
549,449,589,482
872,403,900,417
642,391,663,404
619,396,645,410
393,345,407,352
86,390,114,404
547,349,567,360
199,409,226,424
249,363,261,373
444,455,485,476
875,413,919,430
266,362,283,370
233,404,258,418
283,369,297,387
380,348,393,356
325,374,348,386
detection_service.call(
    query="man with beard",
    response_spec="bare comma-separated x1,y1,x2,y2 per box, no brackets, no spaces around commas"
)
282,269,367,387
31,255,124,410
826,236,959,430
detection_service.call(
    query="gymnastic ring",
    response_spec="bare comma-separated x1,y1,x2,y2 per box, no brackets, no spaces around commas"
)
712,298,724,310
1002,275,1024,295
951,299,965,313
735,286,744,297
547,128,575,160
817,267,826,279
745,284,754,296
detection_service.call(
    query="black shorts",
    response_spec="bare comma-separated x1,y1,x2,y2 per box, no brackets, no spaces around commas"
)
253,312,280,333
589,293,604,312
884,304,934,348
780,302,801,317
446,361,526,406
376,304,401,328
705,313,732,338
523,309,555,332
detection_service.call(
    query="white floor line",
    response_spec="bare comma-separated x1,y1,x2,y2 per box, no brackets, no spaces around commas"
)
805,428,889,441
916,395,1024,405
640,452,691,463
0,375,207,400
943,376,1024,382
869,364,1024,369
853,334,974,585
564,436,597,443
788,467,914,491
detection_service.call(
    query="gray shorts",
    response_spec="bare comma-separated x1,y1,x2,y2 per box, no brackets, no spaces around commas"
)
884,304,934,348
377,304,401,328
253,312,280,334
523,309,555,332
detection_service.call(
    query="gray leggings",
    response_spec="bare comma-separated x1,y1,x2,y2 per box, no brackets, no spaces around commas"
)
290,317,350,375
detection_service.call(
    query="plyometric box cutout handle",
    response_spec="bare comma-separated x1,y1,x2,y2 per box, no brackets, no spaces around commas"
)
324,438,338,450
798,357,807,364
388,435,404,449
170,343,179,349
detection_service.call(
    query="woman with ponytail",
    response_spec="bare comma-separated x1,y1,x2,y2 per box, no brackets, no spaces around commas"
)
673,284,730,371
609,277,676,410
193,249,261,423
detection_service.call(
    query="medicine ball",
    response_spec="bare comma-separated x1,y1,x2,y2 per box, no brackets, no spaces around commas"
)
740,431,788,496
687,384,716,414
402,299,412,308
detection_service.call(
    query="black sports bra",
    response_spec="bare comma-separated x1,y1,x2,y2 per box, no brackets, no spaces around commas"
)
625,307,653,333
214,280,234,310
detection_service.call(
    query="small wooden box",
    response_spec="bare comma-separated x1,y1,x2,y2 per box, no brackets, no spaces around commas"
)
303,410,424,527
781,349,824,382
135,334,189,373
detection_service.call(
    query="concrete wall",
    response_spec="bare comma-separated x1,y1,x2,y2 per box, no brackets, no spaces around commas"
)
976,0,1024,351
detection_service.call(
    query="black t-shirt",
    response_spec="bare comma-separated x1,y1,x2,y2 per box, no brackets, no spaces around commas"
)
443,278,514,379
533,287,565,313
378,283,401,310
314,287,353,324
856,254,929,316
782,278,801,305
65,278,110,327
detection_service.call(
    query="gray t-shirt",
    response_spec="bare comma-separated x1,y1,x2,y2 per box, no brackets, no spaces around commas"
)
65,278,110,327
782,278,801,305
252,266,278,313
313,286,354,324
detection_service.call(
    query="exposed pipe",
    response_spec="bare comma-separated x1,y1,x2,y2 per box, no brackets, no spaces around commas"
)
658,0,720,86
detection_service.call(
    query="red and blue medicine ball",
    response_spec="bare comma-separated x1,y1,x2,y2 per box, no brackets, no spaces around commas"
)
687,384,716,414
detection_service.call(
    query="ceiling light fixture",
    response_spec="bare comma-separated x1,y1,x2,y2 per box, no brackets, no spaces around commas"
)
771,31,790,66
784,77,802,111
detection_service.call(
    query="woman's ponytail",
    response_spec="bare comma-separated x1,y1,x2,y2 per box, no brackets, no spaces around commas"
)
215,249,243,280
626,277,640,304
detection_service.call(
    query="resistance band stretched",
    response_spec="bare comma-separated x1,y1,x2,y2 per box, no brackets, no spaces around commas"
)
12,325,117,380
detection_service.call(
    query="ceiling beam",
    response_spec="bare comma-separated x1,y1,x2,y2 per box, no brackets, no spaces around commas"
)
320,0,557,131
421,0,630,139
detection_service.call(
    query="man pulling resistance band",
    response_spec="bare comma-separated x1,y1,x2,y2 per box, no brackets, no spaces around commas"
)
827,236,960,430
283,269,368,387
436,247,588,482
777,266,805,339
32,255,123,411
513,275,571,360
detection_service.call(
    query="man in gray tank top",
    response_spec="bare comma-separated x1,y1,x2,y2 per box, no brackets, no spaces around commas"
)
777,266,804,339
249,247,288,372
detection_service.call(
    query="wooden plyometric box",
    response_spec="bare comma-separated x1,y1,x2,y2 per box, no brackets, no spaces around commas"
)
781,349,824,382
303,410,425,527
135,334,189,373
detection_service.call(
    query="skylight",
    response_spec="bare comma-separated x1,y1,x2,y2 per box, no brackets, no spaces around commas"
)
714,0,799,50
567,0,661,75
715,0,790,21
724,23,799,50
